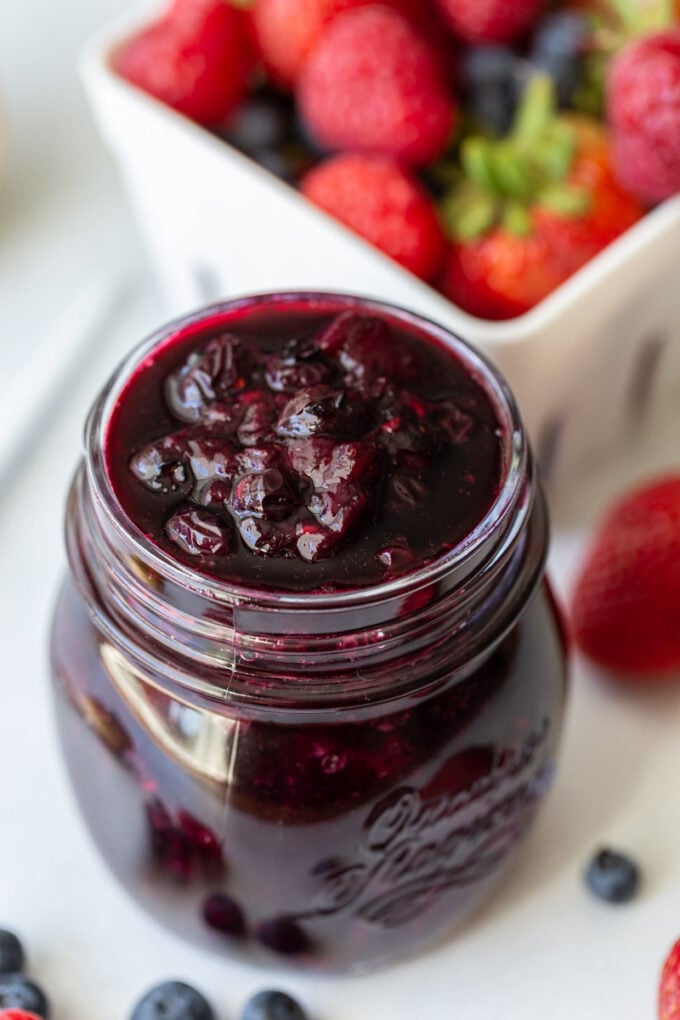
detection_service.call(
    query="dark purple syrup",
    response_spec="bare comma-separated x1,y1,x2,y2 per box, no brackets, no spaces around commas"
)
105,303,502,591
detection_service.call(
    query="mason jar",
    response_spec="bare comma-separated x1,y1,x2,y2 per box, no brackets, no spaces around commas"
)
50,292,568,972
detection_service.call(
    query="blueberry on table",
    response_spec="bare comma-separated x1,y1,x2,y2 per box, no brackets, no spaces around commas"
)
130,981,215,1020
585,848,640,904
242,990,307,1020
0,976,48,1018
0,932,24,975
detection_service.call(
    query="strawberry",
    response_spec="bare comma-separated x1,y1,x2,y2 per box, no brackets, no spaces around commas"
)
571,476,680,679
297,5,457,167
435,0,544,44
251,0,367,90
438,75,643,319
659,938,680,1019
113,0,258,126
606,29,680,203
300,153,445,281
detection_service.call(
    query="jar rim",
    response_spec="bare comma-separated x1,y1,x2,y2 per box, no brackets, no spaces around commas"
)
85,291,527,610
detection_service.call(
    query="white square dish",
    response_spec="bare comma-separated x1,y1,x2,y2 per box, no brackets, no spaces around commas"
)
80,5,680,481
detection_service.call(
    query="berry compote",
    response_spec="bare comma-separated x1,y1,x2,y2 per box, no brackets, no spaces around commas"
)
50,293,567,972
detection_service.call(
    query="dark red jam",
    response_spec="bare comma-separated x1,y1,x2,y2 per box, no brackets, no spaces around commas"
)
105,301,502,590
50,294,567,973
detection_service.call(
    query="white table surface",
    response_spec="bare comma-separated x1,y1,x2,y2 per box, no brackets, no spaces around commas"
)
2,1,680,1018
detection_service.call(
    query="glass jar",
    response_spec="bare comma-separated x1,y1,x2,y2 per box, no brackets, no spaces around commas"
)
50,293,567,972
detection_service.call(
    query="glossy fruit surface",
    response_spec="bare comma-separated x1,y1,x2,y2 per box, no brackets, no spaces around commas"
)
107,302,501,590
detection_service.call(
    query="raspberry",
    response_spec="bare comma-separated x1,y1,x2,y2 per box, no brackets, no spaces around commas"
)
298,6,456,166
606,29,680,203
301,154,445,280
570,476,680,678
113,0,257,126
435,0,544,44
660,939,680,1020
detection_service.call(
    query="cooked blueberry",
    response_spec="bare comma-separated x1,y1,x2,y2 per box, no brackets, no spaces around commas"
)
230,469,298,521
585,848,640,904
0,930,24,975
236,396,276,448
166,508,233,557
202,893,246,937
307,486,370,536
295,521,340,562
324,315,418,393
130,980,215,1020
264,340,331,394
237,517,296,558
275,386,368,440
130,435,192,496
256,918,310,955
242,990,307,1020
165,334,247,423
461,46,524,136
287,438,376,492
0,975,49,1017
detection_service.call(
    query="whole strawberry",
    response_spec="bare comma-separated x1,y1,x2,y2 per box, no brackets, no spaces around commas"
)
659,938,680,1019
571,476,680,678
301,153,445,280
113,0,257,126
251,0,367,90
607,29,680,203
251,0,434,90
435,0,544,44
439,76,643,319
298,5,456,166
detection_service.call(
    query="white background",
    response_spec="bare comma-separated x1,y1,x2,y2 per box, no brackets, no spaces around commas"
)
1,1,680,1018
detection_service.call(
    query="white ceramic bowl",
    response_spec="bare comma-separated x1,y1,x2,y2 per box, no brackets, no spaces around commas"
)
80,5,680,481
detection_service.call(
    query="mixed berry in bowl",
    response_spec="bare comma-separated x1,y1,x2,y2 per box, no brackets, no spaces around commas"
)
112,0,680,320
50,292,567,970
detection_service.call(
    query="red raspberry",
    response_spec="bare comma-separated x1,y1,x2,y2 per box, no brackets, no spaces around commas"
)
113,0,257,126
659,938,680,1019
298,5,456,167
435,0,544,44
301,153,445,281
606,29,680,203
570,476,680,678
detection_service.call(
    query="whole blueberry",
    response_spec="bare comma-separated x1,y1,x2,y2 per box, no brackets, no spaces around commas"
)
242,990,307,1020
131,981,215,1020
461,45,524,135
0,930,24,974
0,974,49,1017
585,848,640,904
